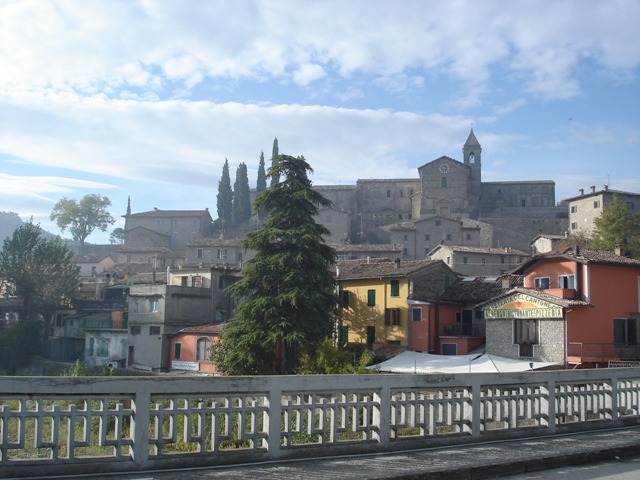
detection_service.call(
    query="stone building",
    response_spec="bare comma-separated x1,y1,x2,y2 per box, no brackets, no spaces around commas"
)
427,245,529,276
562,186,640,236
314,130,567,257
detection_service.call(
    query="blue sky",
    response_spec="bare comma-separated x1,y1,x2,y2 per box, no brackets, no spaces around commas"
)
1,0,639,244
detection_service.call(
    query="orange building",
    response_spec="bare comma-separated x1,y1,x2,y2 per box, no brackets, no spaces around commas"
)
169,324,223,374
479,246,640,367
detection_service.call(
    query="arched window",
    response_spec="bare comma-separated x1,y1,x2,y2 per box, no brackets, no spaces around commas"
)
196,337,212,361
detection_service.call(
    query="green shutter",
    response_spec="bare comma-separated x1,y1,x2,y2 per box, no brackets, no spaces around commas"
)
367,289,376,306
384,309,391,326
390,280,400,297
340,326,348,344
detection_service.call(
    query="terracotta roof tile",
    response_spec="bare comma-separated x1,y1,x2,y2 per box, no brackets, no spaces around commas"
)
175,324,224,335
335,258,442,280
440,275,523,304
520,247,640,269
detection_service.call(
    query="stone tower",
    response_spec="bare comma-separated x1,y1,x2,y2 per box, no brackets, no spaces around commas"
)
463,129,482,218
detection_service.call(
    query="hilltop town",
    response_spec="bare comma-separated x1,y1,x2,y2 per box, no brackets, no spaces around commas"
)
1,132,639,374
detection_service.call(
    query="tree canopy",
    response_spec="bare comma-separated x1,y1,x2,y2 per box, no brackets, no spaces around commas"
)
109,227,125,244
232,162,252,225
0,221,80,340
590,194,640,258
214,154,338,375
50,194,115,245
216,158,233,226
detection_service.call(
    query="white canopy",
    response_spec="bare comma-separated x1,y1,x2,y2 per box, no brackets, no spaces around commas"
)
369,351,557,374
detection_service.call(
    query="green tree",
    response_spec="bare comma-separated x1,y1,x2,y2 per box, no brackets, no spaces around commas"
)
256,151,267,194
217,158,233,226
0,318,42,374
256,151,268,221
218,154,338,375
109,227,125,244
269,138,280,186
296,339,376,374
50,194,115,245
232,162,252,225
590,194,640,257
0,221,80,340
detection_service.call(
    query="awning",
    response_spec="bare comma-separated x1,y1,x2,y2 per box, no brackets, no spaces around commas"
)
368,351,558,374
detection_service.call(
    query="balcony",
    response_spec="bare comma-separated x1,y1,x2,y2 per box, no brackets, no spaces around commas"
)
568,342,640,364
441,324,485,337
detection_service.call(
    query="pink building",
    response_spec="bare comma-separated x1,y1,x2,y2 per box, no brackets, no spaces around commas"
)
169,324,223,374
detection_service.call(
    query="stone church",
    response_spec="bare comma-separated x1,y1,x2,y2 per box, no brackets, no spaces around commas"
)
315,130,568,258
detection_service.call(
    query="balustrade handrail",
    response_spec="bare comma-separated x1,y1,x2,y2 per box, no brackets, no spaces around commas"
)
1,367,640,478
568,342,640,361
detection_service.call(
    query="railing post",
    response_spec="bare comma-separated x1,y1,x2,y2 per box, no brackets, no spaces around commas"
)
374,379,390,446
131,382,151,468
266,379,283,459
471,375,481,437
547,377,556,434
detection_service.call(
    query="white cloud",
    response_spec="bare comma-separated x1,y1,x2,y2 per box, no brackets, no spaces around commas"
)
292,64,326,86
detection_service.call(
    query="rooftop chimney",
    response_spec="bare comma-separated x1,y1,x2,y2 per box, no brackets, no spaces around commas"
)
590,185,596,193
604,185,609,191
615,244,625,257
574,245,580,256
579,189,584,196
394,258,401,269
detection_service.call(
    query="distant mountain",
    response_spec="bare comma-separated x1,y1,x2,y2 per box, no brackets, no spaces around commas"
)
0,212,60,242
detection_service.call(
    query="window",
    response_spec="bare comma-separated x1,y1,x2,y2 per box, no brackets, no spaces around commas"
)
594,201,600,208
570,205,577,213
627,202,635,210
171,232,178,240
149,326,160,335
500,256,505,264
218,276,225,290
446,234,451,241
237,252,243,261
463,257,468,264
481,258,486,265
521,199,526,207
366,326,375,346
466,234,471,240
385,308,400,326
614,318,637,345
88,337,94,356
571,222,578,230
367,289,376,307
386,190,391,198
558,274,575,289
130,325,141,335
390,280,400,297
403,234,408,241
409,189,414,196
97,338,108,357
197,248,203,259
399,214,403,220
192,275,202,287
341,290,350,308
408,213,412,219
412,308,422,322
498,189,502,195
148,299,158,312
446,256,451,265
425,234,430,241
217,249,227,259
400,190,404,197
534,277,550,289
514,319,539,344
192,218,198,227
196,337,212,361
435,220,441,226
441,177,447,188
174,342,182,359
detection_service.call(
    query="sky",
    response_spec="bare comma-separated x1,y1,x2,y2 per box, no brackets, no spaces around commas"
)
1,0,639,244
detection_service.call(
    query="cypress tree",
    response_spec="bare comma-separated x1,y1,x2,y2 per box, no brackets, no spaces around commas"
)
232,162,252,225
269,138,280,186
216,158,233,226
256,151,267,221
126,196,131,215
215,154,338,375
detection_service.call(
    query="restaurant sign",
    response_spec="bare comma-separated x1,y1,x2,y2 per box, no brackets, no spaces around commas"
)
483,292,563,319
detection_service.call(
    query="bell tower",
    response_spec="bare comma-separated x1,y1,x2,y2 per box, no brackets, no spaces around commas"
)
463,129,482,218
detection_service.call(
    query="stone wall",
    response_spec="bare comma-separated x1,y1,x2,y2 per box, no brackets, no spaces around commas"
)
486,318,565,364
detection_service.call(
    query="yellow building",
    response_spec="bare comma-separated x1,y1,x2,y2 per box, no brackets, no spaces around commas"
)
335,258,456,349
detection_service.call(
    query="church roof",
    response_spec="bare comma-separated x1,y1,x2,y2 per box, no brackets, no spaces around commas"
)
464,129,480,146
